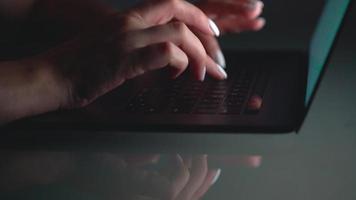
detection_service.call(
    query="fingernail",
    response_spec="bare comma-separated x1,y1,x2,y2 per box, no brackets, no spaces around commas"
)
215,50,226,68
257,17,266,29
176,154,184,163
248,156,262,168
248,95,263,111
211,168,221,185
259,17,266,26
217,64,228,79
200,66,206,81
209,19,220,37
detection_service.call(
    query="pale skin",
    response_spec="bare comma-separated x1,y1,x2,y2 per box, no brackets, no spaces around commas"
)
0,0,265,124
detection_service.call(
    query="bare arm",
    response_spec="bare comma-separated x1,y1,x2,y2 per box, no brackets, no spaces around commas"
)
0,0,118,124
0,58,65,125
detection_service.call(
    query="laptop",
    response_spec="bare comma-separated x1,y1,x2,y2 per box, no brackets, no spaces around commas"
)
4,0,352,133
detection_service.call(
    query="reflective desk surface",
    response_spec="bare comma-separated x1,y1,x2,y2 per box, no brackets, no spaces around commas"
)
1,1,356,200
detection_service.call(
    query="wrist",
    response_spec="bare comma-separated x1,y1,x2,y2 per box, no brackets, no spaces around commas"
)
0,58,68,124
28,57,72,110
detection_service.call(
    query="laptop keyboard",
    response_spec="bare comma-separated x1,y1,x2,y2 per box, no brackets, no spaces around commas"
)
123,67,268,115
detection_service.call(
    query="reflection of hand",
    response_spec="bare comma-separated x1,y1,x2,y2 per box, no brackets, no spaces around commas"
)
0,152,262,200
70,154,218,200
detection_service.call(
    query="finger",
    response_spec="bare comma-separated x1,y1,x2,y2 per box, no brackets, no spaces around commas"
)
125,22,210,80
143,154,190,200
176,155,208,200
168,154,191,199
193,29,226,68
125,42,189,80
190,27,227,78
215,17,266,34
206,56,228,80
192,169,221,199
197,0,264,20
132,0,218,36
247,95,263,111
209,155,263,168
181,154,192,169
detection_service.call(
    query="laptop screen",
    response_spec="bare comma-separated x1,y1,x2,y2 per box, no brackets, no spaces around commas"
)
306,0,351,105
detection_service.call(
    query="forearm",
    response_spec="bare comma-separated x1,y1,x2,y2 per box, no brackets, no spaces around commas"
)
0,59,65,125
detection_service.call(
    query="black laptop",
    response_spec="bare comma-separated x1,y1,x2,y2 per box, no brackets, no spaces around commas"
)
5,0,352,133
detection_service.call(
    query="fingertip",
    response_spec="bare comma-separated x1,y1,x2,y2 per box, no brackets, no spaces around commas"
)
243,0,264,19
215,50,226,69
217,64,228,80
211,168,222,185
199,66,207,82
258,17,266,27
170,69,183,79
246,156,263,168
248,17,266,31
248,94,263,110
255,17,266,30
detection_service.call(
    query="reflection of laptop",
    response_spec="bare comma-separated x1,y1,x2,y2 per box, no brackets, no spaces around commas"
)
5,0,352,133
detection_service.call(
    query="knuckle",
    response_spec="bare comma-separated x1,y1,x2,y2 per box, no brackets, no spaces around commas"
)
119,33,135,52
116,11,139,31
171,21,188,36
196,10,207,24
197,39,208,57
117,15,132,30
159,42,174,56
128,60,145,78
167,0,181,9
196,47,208,67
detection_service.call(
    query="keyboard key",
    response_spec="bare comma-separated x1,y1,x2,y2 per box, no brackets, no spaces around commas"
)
123,66,264,115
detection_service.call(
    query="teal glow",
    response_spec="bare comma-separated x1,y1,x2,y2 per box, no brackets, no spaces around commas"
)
306,0,350,105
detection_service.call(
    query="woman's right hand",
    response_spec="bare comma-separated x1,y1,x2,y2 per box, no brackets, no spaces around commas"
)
43,0,227,109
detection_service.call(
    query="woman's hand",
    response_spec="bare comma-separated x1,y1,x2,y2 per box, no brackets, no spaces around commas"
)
43,0,228,109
